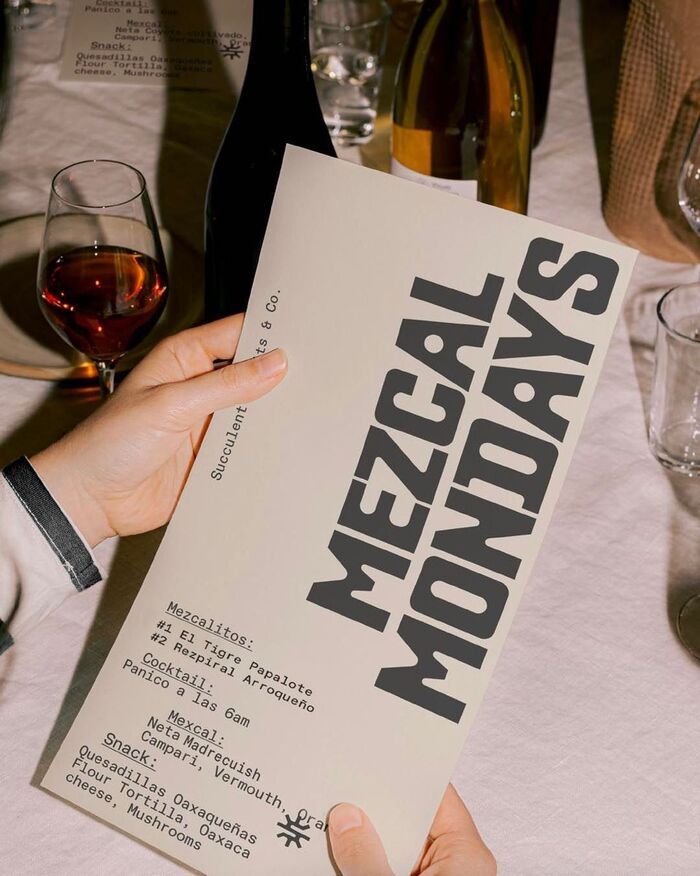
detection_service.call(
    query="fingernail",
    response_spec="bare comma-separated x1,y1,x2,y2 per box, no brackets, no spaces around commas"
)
257,348,287,379
329,804,363,836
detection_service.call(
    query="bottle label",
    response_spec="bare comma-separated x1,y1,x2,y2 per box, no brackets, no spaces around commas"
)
390,158,478,200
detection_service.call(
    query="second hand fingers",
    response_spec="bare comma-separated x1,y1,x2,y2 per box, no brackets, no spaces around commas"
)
329,804,395,876
419,786,496,876
154,347,288,429
125,313,246,390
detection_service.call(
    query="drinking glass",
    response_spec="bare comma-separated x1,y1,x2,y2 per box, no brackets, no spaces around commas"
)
674,115,700,659
310,0,390,144
648,284,700,474
678,114,700,238
4,0,56,30
37,160,168,396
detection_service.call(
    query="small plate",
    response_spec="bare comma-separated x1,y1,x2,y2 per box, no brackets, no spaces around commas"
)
0,214,203,381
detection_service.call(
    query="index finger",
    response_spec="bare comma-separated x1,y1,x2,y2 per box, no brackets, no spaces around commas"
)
180,312,246,362
126,313,246,389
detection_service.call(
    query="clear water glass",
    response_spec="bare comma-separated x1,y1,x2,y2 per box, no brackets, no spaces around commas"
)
675,118,700,657
649,284,700,474
310,0,390,145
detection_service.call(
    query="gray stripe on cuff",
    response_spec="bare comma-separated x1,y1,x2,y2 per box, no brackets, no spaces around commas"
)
2,457,101,592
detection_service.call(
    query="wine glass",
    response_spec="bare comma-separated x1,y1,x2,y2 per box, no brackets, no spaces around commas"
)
678,114,700,240
672,114,700,659
37,160,168,396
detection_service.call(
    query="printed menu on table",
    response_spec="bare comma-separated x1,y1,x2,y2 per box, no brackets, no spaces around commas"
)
42,146,637,874
60,0,251,89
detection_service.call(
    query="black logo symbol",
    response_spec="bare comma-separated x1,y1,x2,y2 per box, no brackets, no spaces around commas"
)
220,39,244,60
276,812,312,849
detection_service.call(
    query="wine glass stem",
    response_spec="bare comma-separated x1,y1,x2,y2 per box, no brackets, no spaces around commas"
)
95,360,116,397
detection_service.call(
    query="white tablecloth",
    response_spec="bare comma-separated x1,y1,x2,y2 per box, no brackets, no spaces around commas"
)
2,1,699,874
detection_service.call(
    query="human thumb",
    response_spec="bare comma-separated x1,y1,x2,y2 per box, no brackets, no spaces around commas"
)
329,804,394,876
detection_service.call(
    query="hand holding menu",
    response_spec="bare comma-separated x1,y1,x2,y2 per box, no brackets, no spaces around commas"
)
42,147,636,874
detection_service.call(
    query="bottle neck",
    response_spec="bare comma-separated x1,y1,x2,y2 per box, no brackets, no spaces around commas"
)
245,0,313,83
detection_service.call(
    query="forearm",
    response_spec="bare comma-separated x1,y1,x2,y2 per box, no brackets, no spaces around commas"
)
0,458,102,653
32,437,113,549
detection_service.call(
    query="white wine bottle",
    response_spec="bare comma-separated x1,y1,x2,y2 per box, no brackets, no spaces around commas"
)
391,0,532,213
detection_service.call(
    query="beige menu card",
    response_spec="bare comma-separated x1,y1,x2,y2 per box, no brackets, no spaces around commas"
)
42,147,637,874
60,0,251,89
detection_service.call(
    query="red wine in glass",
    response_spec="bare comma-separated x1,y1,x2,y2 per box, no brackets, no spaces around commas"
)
40,244,167,362
37,160,168,395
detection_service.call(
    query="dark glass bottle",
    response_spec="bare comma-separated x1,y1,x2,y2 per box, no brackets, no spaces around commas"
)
205,0,335,320
509,0,560,144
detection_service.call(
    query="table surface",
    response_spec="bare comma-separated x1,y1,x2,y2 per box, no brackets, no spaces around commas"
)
2,2,700,874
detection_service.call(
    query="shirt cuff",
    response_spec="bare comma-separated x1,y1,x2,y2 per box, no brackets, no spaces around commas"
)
0,457,103,653
2,457,102,591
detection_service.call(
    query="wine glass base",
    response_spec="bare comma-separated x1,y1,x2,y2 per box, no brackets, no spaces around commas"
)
677,594,700,659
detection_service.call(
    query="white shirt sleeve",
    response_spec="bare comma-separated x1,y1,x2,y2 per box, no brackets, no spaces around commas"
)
0,467,102,654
